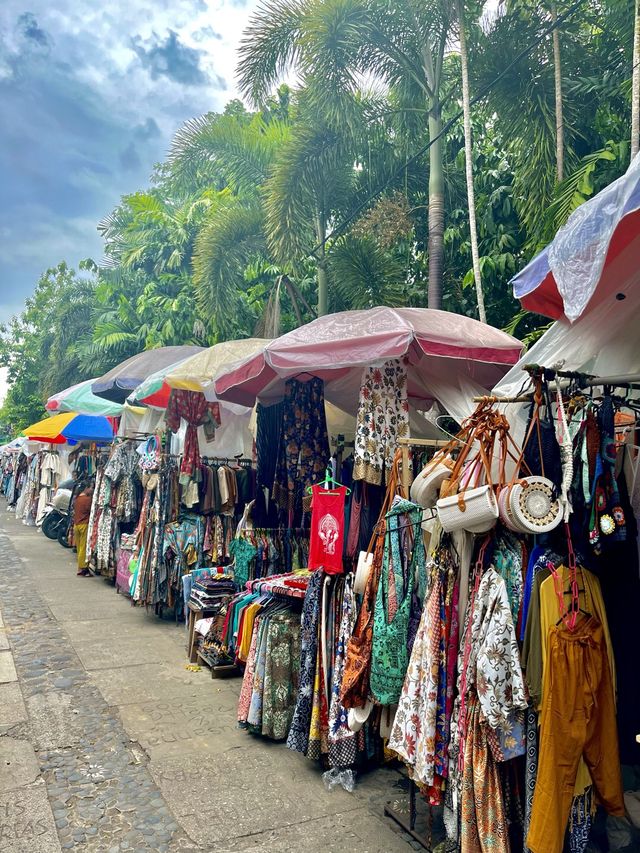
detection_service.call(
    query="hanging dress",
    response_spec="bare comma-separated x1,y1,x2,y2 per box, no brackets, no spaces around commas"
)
370,498,425,706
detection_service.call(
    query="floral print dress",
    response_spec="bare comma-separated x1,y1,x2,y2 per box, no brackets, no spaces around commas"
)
353,359,409,485
466,567,528,730
388,545,457,790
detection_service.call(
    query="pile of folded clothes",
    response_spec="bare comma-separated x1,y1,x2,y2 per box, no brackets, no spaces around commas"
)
189,573,236,609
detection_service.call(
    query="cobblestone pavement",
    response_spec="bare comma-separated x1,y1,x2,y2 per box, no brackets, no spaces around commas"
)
0,508,419,853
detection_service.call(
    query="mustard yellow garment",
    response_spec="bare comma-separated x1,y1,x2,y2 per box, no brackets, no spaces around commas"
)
238,602,262,663
539,565,616,796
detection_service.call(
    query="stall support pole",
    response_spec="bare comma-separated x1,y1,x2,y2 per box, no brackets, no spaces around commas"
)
384,778,431,850
397,438,450,496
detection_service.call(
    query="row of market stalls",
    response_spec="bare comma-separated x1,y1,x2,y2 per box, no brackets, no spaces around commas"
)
2,156,640,852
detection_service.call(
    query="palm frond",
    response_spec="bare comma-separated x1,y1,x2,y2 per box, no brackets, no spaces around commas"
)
169,113,290,194
263,119,355,261
328,234,406,309
546,144,619,232
237,0,307,105
192,201,267,335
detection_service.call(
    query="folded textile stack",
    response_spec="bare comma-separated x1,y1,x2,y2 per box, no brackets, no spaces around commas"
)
189,574,236,609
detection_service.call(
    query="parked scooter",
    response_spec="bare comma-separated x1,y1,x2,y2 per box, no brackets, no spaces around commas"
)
41,479,75,546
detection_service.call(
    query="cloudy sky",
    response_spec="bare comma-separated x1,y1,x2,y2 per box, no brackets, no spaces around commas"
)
0,0,257,326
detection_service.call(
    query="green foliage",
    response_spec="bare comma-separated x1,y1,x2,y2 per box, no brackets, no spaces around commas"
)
0,262,99,432
328,235,407,310
3,0,638,424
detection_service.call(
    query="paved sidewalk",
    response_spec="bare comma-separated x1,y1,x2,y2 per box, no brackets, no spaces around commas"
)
0,507,414,852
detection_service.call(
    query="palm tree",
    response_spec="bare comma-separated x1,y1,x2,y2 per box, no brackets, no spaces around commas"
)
550,2,565,181
632,0,640,159
98,190,215,276
171,94,402,321
169,110,299,328
457,0,486,323
236,0,454,309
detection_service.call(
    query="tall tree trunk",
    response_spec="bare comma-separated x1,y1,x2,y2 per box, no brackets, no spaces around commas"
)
315,212,328,316
551,3,564,182
457,0,486,324
427,105,444,310
633,0,640,159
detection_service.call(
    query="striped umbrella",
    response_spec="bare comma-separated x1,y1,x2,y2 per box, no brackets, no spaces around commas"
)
46,379,123,417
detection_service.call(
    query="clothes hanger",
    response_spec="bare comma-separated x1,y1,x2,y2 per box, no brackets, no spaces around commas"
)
305,467,351,495
553,560,592,628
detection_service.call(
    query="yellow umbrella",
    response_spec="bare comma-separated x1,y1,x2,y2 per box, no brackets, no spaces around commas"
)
166,338,270,394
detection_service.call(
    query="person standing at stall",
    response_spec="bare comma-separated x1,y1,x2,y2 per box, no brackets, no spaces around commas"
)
74,482,94,577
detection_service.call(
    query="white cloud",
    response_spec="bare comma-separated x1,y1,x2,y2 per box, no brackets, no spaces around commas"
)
0,0,259,321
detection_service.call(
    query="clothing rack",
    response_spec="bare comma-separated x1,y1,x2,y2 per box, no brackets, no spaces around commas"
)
245,526,310,535
384,775,431,850
474,367,640,403
397,437,451,495
201,456,253,467
247,575,309,600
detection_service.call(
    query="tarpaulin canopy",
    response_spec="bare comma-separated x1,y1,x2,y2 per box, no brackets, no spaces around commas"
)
22,412,115,444
0,437,27,454
497,157,640,401
92,346,205,403
495,231,640,400
512,153,640,321
46,379,123,417
214,307,523,424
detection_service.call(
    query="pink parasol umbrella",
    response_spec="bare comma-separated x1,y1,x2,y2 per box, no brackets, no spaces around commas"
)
213,307,522,418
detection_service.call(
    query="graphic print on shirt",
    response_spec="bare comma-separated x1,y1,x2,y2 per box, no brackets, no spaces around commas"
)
308,485,347,574
319,513,339,554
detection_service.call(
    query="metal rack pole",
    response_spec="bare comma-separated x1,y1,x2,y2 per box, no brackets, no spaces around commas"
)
384,778,432,850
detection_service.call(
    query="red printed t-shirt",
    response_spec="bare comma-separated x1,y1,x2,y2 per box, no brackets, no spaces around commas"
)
308,484,347,574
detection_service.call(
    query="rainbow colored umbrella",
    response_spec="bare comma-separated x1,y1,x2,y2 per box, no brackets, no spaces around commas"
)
22,412,115,445
132,339,270,407
46,379,123,417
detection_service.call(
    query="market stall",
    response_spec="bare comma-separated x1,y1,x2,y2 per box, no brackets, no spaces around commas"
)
434,160,640,852
84,341,268,608
188,308,531,800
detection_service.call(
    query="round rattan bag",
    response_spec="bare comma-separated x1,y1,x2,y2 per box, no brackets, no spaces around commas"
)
509,476,563,534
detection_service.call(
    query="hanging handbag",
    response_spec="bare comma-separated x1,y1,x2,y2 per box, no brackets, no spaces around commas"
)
436,429,499,534
522,379,562,488
508,476,563,534
410,455,454,509
437,484,499,533
342,453,404,710
501,378,563,535
370,501,422,706
139,435,160,472
340,527,384,709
